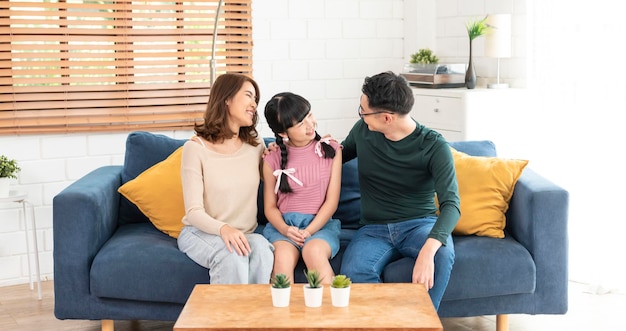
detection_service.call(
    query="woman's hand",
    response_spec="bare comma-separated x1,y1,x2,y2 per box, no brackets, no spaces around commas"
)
219,224,251,256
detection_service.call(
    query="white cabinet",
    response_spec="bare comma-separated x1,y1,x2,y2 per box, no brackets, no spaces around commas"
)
410,87,529,144
411,89,465,141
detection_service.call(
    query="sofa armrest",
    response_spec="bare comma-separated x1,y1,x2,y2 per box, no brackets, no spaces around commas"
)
506,168,569,313
53,165,123,318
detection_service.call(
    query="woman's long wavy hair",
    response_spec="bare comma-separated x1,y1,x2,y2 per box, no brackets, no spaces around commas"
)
264,92,335,193
194,73,261,146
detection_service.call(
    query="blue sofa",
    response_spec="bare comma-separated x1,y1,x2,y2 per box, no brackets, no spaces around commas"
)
53,131,569,331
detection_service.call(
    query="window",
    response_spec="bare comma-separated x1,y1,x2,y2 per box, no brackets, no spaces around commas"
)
0,0,252,135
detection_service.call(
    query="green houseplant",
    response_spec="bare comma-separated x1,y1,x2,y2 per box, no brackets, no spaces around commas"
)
330,275,351,288
406,48,439,74
270,273,291,307
466,15,490,42
0,155,21,179
464,15,491,89
303,269,323,288
303,269,324,307
0,155,21,197
410,48,439,65
330,274,352,307
272,273,291,289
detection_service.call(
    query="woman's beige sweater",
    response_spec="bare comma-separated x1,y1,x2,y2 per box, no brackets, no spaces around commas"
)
180,138,263,235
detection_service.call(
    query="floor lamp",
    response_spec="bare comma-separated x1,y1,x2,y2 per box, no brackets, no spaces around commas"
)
485,14,511,89
210,0,224,86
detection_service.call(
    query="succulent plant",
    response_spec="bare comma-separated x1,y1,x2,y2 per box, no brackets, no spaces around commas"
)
271,273,291,289
303,269,323,288
331,275,352,288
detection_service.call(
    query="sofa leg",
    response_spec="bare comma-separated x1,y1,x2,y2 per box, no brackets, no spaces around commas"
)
496,314,508,331
102,319,114,331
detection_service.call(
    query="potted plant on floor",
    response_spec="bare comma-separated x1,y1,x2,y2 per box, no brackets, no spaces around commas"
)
303,269,324,307
330,274,352,307
0,155,21,197
270,273,291,307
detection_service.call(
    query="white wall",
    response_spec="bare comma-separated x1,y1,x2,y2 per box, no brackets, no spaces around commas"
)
527,0,626,293
252,0,408,139
1,0,623,294
0,0,408,287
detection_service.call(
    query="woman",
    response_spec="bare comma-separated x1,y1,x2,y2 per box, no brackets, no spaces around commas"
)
177,73,274,284
262,92,342,284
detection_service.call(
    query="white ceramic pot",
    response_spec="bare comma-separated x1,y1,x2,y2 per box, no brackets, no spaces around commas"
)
0,177,10,197
303,285,323,307
330,286,351,307
270,286,291,307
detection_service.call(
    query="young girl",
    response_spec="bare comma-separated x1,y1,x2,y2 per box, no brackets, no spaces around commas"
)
262,92,342,284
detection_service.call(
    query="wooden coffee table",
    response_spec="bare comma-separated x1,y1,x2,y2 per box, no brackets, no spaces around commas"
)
174,283,442,331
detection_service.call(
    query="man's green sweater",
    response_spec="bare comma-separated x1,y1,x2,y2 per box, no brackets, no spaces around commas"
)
342,119,460,245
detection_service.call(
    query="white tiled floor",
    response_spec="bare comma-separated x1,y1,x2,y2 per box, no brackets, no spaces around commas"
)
441,281,625,331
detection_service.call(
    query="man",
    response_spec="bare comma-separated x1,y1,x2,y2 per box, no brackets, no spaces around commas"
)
340,71,460,310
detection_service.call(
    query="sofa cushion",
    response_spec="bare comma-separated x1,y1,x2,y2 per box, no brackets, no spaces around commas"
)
449,140,497,157
450,148,528,238
333,158,361,229
118,147,185,238
382,234,536,301
120,132,186,225
91,223,209,304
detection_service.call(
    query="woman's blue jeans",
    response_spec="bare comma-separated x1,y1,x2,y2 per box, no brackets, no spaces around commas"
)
340,217,455,311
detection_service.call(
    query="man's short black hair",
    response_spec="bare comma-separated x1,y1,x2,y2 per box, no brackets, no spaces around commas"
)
361,71,414,115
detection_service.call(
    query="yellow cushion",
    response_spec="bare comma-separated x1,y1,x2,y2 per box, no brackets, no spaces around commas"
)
451,148,528,238
118,147,185,238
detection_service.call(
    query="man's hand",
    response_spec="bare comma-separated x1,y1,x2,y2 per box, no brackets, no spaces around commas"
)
263,141,279,158
412,238,442,290
263,134,339,158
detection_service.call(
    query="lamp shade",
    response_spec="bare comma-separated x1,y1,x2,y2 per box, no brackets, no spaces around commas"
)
485,14,511,58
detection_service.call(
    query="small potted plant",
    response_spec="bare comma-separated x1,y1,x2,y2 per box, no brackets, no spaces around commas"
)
0,155,21,197
270,273,291,307
410,48,439,65
303,269,324,307
330,274,352,307
405,48,439,74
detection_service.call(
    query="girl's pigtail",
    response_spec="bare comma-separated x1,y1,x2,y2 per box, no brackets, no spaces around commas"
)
315,132,335,159
275,135,293,193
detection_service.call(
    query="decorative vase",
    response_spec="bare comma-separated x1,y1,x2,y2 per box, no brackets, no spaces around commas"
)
465,39,477,89
270,286,291,307
0,177,10,197
303,285,323,307
330,286,351,307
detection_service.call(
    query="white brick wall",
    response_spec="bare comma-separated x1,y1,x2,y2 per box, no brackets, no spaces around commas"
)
0,0,528,288
3,0,624,292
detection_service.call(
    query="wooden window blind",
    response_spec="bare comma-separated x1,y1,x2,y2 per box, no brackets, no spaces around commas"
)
0,0,252,135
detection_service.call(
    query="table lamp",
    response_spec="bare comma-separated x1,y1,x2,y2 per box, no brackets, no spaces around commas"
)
485,14,511,89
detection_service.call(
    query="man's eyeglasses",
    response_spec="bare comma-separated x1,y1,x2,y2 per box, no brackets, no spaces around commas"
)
358,105,392,118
